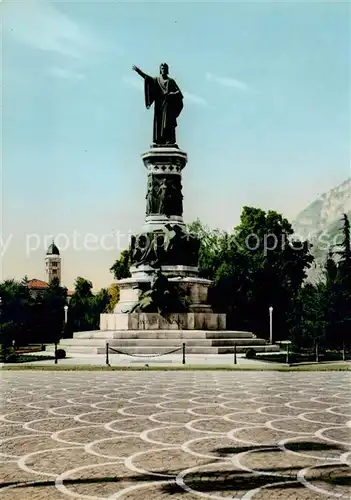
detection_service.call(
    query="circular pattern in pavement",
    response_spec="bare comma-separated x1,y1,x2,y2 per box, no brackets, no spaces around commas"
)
1,371,350,499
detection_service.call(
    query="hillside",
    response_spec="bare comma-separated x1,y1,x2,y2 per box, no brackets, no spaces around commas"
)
292,178,351,282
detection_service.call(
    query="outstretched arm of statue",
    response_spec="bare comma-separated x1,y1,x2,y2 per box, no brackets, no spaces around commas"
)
132,65,148,79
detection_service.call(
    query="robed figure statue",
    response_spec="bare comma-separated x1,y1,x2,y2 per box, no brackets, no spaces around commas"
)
132,63,183,146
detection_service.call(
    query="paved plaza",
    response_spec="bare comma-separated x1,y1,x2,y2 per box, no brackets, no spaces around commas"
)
1,371,350,499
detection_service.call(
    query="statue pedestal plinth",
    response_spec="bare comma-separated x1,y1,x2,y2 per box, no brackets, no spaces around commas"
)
114,273,213,314
101,311,226,331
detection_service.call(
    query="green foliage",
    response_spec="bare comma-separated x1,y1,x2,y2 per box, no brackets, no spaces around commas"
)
66,278,109,333
56,349,66,359
279,214,350,349
187,219,229,279
0,275,114,345
94,287,110,314
292,282,327,348
0,280,33,346
1,352,54,363
256,351,350,364
106,284,120,312
323,214,351,348
35,278,68,343
204,207,314,339
0,321,17,350
5,352,18,363
308,210,351,261
110,250,131,280
245,348,257,359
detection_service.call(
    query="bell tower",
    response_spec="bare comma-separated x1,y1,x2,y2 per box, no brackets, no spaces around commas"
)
45,240,61,284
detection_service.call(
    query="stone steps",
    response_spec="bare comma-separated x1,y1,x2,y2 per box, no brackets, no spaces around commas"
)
60,337,266,348
72,330,255,340
53,327,280,356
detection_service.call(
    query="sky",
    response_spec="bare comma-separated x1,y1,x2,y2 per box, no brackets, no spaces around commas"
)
2,0,350,290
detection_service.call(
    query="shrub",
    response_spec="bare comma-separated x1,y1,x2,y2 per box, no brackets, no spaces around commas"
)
56,349,66,359
245,348,257,359
5,353,18,363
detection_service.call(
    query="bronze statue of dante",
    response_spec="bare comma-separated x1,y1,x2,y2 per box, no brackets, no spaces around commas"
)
132,63,183,146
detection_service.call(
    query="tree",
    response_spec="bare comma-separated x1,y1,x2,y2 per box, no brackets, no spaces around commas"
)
294,282,327,348
67,278,94,333
325,214,351,347
67,278,110,334
110,250,131,280
33,277,68,343
94,288,110,318
187,219,229,280
337,213,351,285
105,283,120,313
0,279,33,347
207,207,314,339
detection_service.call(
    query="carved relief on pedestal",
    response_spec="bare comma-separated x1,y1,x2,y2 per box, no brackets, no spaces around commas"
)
145,174,183,217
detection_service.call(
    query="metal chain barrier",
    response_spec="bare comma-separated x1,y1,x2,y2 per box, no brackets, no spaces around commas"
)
106,342,186,365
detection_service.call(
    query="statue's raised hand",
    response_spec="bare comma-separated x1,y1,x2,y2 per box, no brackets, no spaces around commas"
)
132,65,146,79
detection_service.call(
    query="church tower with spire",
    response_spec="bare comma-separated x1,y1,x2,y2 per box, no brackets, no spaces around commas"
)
45,240,61,284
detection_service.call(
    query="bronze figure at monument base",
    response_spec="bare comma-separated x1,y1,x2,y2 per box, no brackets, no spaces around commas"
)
130,224,200,269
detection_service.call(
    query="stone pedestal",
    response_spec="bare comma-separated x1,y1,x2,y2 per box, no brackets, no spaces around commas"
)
101,312,226,331
106,145,219,328
114,274,212,314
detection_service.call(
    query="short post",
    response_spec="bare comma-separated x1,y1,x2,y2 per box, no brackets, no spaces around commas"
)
182,343,186,365
234,343,237,365
315,342,319,363
106,343,110,366
54,341,58,364
286,343,289,364
342,342,345,361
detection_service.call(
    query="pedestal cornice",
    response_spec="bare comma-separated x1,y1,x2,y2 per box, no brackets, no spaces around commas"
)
142,147,188,174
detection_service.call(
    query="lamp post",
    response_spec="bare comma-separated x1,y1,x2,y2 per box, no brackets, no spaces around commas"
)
64,305,68,325
269,306,273,344
55,305,68,365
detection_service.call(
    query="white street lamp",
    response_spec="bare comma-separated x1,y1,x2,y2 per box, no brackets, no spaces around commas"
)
64,305,68,324
269,306,273,344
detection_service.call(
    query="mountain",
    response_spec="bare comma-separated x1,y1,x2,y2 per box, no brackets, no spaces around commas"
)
292,178,351,282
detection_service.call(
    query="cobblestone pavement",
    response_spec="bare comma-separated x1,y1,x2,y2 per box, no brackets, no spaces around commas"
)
1,371,350,499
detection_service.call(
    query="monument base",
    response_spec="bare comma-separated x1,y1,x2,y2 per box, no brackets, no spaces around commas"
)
114,272,213,314
55,328,280,356
101,312,226,331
